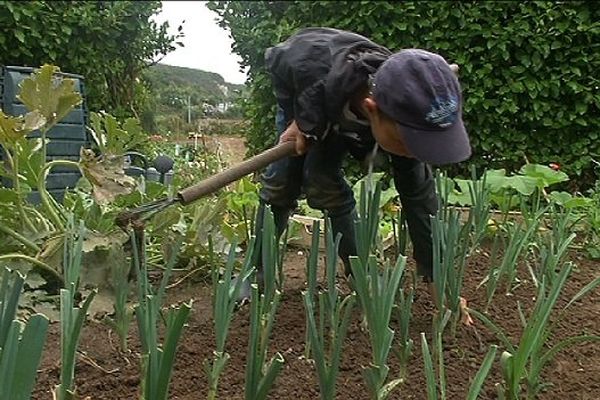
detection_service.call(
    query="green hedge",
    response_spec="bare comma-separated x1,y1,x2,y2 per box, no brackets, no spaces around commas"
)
208,1,599,189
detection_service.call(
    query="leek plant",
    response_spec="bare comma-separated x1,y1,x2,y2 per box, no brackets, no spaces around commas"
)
392,208,409,258
421,332,498,400
430,208,469,337
421,332,438,399
465,167,492,253
54,216,97,400
244,206,285,400
245,284,284,400
431,310,452,399
351,175,408,398
432,171,467,336
259,205,285,302
205,237,255,400
355,178,383,264
392,272,415,382
432,169,490,337
349,254,406,399
470,261,600,399
0,268,49,400
104,244,133,352
303,218,356,399
131,230,191,400
481,215,541,312
304,219,321,359
528,205,577,288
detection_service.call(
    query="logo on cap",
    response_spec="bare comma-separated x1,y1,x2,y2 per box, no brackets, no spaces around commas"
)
425,96,458,128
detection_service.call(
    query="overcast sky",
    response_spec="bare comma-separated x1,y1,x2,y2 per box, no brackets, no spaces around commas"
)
153,1,248,84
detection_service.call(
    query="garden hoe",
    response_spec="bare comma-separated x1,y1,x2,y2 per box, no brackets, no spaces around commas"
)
115,140,296,232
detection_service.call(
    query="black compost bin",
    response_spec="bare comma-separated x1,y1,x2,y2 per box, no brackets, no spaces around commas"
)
0,65,91,204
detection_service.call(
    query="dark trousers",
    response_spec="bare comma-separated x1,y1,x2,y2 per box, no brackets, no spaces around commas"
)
255,108,438,281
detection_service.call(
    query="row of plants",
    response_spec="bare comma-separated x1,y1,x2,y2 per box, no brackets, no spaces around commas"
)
202,172,600,399
346,160,600,261
274,173,598,399
0,200,285,399
440,163,600,259
2,165,599,399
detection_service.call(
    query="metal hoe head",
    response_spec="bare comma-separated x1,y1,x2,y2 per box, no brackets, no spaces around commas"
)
115,197,178,231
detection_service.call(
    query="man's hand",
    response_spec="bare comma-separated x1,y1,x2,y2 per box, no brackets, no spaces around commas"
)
449,63,459,76
459,296,474,326
279,120,308,155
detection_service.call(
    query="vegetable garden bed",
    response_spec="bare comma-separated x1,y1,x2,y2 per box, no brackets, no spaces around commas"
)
3,64,599,400
30,246,599,399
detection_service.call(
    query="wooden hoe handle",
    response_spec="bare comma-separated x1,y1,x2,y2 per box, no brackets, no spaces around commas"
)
177,141,296,205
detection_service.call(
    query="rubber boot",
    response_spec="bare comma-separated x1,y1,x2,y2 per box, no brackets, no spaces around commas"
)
329,210,359,277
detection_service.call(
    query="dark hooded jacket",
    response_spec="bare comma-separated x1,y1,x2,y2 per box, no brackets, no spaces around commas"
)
264,27,392,158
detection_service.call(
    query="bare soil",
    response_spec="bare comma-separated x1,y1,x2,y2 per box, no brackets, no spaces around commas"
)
207,135,247,166
180,134,248,166
31,246,600,400
32,133,600,399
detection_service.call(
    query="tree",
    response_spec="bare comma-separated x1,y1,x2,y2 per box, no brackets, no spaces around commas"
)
0,1,183,118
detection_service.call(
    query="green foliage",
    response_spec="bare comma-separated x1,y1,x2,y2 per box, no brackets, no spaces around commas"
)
244,207,285,400
303,219,356,400
0,268,49,400
208,1,599,189
102,245,133,352
18,65,82,131
54,216,97,400
580,180,600,259
131,231,191,400
350,183,406,399
198,119,250,137
471,262,600,399
443,163,570,211
0,64,83,247
441,163,600,259
205,237,255,400
0,1,181,116
221,177,260,245
89,111,147,156
0,66,245,288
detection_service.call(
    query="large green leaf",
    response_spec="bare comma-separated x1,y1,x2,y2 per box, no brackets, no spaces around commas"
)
18,64,82,128
14,138,45,189
549,191,591,209
506,175,539,196
89,112,147,156
22,111,46,132
483,169,539,196
0,111,25,147
519,164,569,188
435,175,471,206
483,169,509,193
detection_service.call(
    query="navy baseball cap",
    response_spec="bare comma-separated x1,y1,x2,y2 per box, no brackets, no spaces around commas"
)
372,49,471,165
